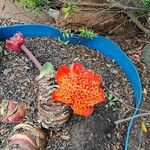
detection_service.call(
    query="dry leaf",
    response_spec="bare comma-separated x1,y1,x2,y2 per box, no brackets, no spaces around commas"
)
60,135,71,140
141,122,148,133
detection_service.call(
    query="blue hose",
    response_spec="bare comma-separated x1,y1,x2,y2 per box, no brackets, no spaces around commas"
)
0,24,142,150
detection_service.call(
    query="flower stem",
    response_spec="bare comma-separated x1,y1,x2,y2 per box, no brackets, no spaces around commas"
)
21,45,42,70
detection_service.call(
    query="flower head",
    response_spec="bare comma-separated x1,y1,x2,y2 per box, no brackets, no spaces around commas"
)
52,62,105,116
6,32,25,52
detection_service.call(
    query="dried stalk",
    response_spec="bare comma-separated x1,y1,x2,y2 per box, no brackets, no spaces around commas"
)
115,112,150,125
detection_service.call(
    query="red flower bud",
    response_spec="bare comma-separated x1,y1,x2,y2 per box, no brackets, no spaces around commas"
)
5,32,42,70
6,33,25,52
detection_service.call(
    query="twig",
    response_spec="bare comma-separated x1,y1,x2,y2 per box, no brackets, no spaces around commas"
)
78,4,150,35
77,4,118,27
123,11,150,35
115,112,150,125
109,13,148,34
109,19,129,34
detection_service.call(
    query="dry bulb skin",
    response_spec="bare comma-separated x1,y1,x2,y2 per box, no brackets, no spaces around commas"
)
0,99,26,124
5,122,46,150
36,72,71,130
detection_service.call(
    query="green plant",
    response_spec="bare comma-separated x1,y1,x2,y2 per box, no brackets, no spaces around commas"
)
106,94,118,107
78,28,97,39
57,29,73,45
16,0,45,15
62,3,76,18
142,0,150,8
61,29,73,38
19,0,44,9
57,37,70,45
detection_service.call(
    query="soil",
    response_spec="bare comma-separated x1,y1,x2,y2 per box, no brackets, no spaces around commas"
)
0,19,135,150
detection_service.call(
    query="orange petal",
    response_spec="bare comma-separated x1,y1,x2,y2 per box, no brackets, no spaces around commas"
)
89,89,105,106
94,74,101,83
72,105,94,116
99,89,105,101
70,62,85,74
56,64,69,83
52,89,73,105
51,89,59,102
83,69,95,80
82,107,94,116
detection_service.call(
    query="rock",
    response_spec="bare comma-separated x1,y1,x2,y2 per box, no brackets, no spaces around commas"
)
3,68,12,75
143,44,150,68
47,8,60,21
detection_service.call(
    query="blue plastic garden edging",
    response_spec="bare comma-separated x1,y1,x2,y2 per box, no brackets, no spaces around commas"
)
0,24,142,150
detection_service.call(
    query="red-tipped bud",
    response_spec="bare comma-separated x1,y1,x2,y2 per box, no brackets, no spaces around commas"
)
6,33,25,52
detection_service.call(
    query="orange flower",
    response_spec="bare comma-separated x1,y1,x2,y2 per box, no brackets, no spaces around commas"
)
52,62,105,116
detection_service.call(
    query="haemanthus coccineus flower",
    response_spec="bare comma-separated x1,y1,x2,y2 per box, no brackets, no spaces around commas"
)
52,62,105,116
6,33,42,69
6,33,24,52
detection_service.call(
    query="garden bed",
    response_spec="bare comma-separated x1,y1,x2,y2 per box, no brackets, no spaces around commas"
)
1,0,150,146
0,23,135,150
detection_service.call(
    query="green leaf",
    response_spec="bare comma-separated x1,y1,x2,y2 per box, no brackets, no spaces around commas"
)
39,62,55,78
78,28,97,39
108,94,114,100
109,101,115,106
142,0,150,8
62,4,76,18
57,37,69,45
0,47,3,61
61,29,73,38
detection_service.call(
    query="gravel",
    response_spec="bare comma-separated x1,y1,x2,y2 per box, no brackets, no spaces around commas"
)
0,35,134,149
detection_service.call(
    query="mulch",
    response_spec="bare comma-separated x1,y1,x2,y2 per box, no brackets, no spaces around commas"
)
0,19,149,150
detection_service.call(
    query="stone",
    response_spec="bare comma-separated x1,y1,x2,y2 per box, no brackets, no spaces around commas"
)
143,44,150,68
47,8,60,21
